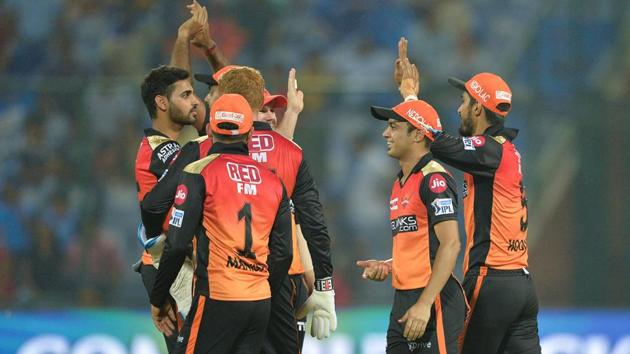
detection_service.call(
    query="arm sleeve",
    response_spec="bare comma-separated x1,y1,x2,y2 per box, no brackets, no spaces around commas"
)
420,172,459,227
292,159,333,280
141,142,201,238
430,134,503,178
150,171,205,308
267,186,293,294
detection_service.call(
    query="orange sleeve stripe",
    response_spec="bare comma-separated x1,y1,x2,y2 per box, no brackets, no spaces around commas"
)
185,296,206,354
434,295,447,354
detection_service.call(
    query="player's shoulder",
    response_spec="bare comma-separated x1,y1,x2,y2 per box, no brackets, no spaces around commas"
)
421,160,449,176
183,154,220,174
268,130,303,151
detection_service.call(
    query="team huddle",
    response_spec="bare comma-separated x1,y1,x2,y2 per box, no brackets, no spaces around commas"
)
134,3,540,354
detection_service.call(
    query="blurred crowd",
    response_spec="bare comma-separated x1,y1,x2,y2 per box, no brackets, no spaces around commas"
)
0,0,627,309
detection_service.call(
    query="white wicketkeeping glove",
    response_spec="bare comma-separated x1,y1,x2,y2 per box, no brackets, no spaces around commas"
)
296,277,337,339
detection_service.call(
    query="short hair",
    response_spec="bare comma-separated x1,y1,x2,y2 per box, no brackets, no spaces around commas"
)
218,67,265,112
466,92,505,126
141,65,190,119
404,121,431,147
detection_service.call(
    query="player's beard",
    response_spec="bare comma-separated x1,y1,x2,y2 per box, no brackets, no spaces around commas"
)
170,104,196,125
459,113,475,137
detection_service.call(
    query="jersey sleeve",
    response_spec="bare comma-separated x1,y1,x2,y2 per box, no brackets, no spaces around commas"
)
419,172,459,227
292,159,333,280
150,171,205,308
141,142,201,238
430,133,503,177
267,185,293,294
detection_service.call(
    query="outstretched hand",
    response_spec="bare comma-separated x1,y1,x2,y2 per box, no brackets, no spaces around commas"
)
287,68,304,114
356,259,391,281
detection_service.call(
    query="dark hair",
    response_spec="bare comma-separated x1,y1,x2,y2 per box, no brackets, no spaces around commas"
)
211,122,249,143
141,65,190,119
405,121,431,147
466,92,505,125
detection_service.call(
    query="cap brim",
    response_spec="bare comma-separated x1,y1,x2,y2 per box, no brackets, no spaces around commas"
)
448,77,466,91
370,106,405,122
264,95,288,109
194,74,218,87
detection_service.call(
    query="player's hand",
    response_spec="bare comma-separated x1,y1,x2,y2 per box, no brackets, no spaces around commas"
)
189,1,214,50
150,302,177,337
296,278,337,340
398,57,420,99
398,301,431,341
286,68,304,114
179,1,206,41
356,259,391,281
394,37,408,86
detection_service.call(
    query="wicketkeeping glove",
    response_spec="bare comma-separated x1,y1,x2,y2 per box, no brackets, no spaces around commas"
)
296,277,337,339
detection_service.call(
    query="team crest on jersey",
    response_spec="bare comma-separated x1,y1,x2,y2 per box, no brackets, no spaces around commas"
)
174,184,188,205
169,208,185,228
431,198,454,216
390,198,399,211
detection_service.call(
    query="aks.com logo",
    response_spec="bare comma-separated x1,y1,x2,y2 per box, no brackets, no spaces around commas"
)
391,215,418,236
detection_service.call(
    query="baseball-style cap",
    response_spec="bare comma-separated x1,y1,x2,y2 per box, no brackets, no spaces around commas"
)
209,94,253,135
448,72,512,116
370,99,443,141
194,65,243,87
263,89,287,109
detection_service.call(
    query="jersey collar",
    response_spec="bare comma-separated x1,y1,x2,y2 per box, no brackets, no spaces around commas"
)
144,128,169,138
253,121,273,131
484,124,519,141
208,141,249,156
397,152,433,181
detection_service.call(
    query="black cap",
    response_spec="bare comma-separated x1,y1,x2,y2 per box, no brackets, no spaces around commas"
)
194,74,218,87
447,77,466,91
370,106,405,122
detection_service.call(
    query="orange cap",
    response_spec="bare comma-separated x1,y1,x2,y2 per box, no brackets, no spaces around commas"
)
448,72,512,116
370,99,443,141
263,89,287,109
209,94,253,135
194,65,243,87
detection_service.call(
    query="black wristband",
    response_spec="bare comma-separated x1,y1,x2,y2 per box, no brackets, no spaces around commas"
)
315,277,333,291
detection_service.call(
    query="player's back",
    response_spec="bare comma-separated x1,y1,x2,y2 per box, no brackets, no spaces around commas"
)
187,152,286,301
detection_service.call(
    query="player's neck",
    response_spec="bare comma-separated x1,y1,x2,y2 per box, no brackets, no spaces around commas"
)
399,146,429,182
153,116,183,140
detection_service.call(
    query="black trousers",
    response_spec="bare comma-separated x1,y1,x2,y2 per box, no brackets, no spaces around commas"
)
141,264,179,354
387,276,466,354
261,273,309,354
176,295,270,354
461,267,541,354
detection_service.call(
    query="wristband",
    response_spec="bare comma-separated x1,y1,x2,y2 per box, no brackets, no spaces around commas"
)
315,277,334,291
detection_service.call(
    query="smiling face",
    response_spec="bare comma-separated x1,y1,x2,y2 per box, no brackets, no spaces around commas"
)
258,105,278,127
382,119,420,159
167,80,199,125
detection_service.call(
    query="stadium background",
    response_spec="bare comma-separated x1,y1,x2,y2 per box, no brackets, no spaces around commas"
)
0,0,628,353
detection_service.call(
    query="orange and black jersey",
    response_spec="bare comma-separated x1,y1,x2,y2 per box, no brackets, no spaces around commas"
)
142,121,333,280
430,124,529,275
135,128,181,264
150,142,292,307
390,153,459,290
